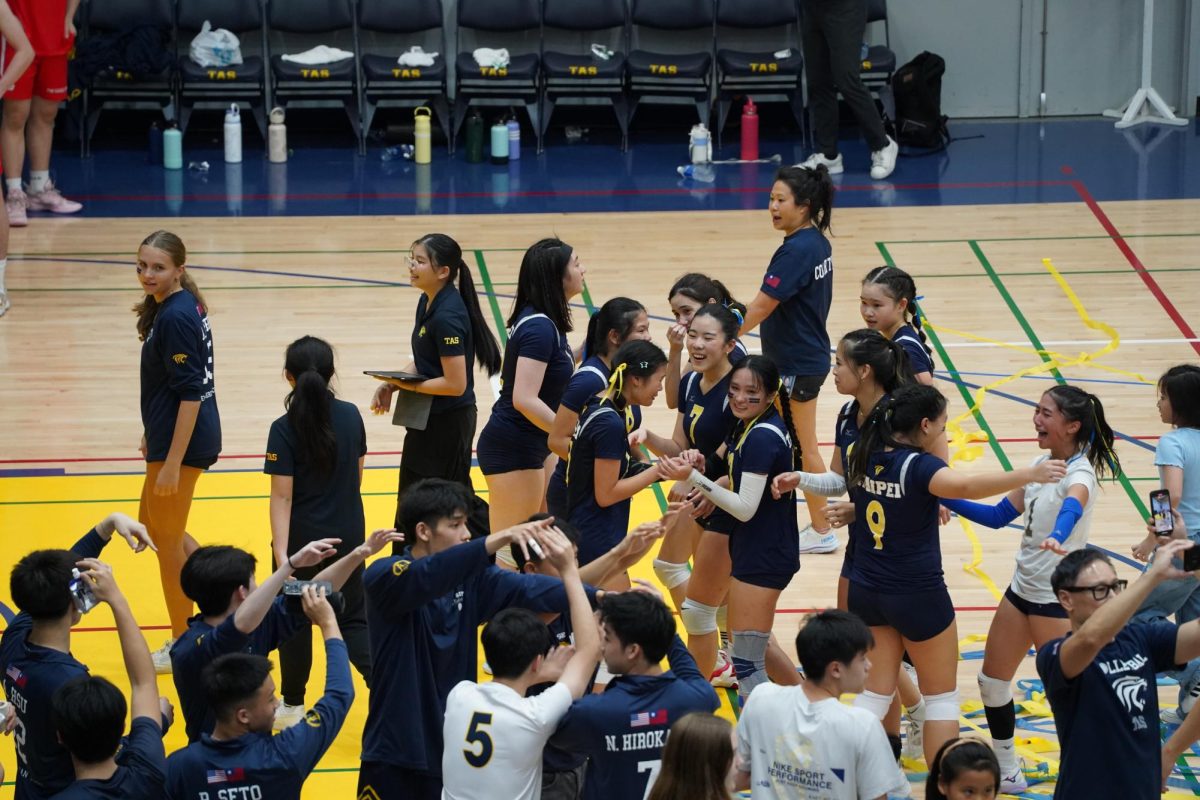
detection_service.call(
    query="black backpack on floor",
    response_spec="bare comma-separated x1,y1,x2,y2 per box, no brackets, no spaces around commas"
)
891,51,949,150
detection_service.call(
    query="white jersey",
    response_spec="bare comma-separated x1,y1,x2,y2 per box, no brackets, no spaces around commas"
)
1010,454,1098,605
736,684,901,800
441,680,573,800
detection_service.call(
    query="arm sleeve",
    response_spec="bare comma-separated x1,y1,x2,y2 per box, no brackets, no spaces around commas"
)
686,469,766,522
941,497,1021,529
279,638,354,774
264,419,295,476
476,569,599,621
70,527,110,559
363,539,492,619
160,312,209,401
794,470,847,497
1048,496,1084,544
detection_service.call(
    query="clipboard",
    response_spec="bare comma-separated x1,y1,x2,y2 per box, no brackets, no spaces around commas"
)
391,388,433,430
364,370,429,382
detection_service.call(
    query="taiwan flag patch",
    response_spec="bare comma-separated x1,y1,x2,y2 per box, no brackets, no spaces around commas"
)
206,768,246,784
764,274,781,288
630,709,668,728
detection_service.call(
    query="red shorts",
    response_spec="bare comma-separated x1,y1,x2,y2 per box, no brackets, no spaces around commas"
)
3,53,68,102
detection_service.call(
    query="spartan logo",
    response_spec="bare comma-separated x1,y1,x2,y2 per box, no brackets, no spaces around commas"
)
1111,674,1148,713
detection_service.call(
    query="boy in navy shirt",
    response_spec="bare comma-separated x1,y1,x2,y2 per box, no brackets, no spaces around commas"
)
1037,536,1200,799
1,513,157,800
165,585,351,800
549,586,718,800
49,559,166,800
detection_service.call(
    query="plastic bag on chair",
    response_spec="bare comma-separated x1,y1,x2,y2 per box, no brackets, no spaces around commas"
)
189,21,243,68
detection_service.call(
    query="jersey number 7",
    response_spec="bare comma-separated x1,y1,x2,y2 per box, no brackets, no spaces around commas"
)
638,759,662,800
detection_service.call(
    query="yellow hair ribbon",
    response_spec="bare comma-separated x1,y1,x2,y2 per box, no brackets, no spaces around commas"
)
605,362,627,402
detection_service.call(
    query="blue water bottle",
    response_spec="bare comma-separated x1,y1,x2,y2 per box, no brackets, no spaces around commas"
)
507,118,520,161
163,124,183,170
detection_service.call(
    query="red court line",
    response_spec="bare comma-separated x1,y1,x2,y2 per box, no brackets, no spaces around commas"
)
1068,174,1200,357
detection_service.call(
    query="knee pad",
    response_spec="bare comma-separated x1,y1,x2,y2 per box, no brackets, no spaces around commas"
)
680,599,719,636
924,689,961,722
731,630,771,699
853,689,895,720
977,673,1013,708
652,559,691,590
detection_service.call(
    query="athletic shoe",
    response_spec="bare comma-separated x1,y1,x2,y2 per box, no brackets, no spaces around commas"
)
152,638,176,674
900,715,924,762
870,136,899,180
26,181,82,214
0,292,9,318
795,151,844,175
273,702,305,731
999,762,1028,795
1161,705,1186,725
5,188,27,227
797,524,838,554
711,650,738,689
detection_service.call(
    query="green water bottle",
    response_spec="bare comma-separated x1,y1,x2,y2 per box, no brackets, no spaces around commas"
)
465,110,484,163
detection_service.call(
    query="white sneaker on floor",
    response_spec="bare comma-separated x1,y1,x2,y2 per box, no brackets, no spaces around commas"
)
900,715,923,762
999,761,1028,794
795,151,844,174
5,187,27,227
273,702,306,731
1162,705,1187,725
797,524,838,554
0,292,9,318
870,136,899,180
710,650,738,689
152,638,176,674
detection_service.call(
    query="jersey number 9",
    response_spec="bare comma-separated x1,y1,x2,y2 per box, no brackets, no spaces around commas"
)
866,500,886,550
463,711,494,768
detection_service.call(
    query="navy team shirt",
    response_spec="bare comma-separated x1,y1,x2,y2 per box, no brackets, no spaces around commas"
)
172,598,304,742
486,306,575,444
759,227,833,376
166,638,353,800
361,538,595,777
140,289,221,467
264,395,367,550
1,528,109,800
1037,622,1179,799
892,324,934,377
849,448,947,592
548,636,718,800
412,285,474,413
49,717,164,800
726,410,800,582
566,401,639,566
679,369,737,457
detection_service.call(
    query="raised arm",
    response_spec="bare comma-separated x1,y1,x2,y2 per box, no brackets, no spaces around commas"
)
928,459,1067,501
313,529,404,590
543,529,601,698
233,538,340,634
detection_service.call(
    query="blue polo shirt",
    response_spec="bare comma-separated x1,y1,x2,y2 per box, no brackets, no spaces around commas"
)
413,285,475,414
49,717,164,800
759,227,833,376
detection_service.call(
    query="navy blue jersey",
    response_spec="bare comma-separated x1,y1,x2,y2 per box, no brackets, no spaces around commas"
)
549,636,718,800
140,289,221,467
50,717,164,800
172,598,304,743
166,638,353,800
361,539,594,776
893,324,934,376
531,616,589,774
1037,622,1179,799
566,401,639,566
413,285,475,414
487,307,574,441
678,369,736,456
848,449,947,592
833,400,863,477
2,529,109,800
264,395,367,550
726,410,800,578
759,227,833,376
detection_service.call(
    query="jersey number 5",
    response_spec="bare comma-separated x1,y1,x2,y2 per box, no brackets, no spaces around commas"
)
866,500,886,550
463,711,494,768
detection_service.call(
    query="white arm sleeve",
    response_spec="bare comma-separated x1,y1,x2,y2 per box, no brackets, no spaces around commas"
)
795,470,847,497
686,469,767,523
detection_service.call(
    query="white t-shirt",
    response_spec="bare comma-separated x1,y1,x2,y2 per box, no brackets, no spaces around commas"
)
736,684,901,800
441,680,573,800
1010,454,1098,605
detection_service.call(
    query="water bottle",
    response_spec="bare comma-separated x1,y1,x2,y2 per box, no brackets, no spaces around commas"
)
740,97,759,161
268,107,287,163
163,124,183,170
507,118,520,161
676,164,715,182
465,110,484,163
223,104,242,163
490,119,509,165
689,124,711,164
414,106,432,164
148,122,163,165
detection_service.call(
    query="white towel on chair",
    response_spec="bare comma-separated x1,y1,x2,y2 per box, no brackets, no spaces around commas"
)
472,48,510,69
398,46,438,67
281,45,355,65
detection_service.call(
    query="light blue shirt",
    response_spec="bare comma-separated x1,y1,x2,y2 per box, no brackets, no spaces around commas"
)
1157,427,1200,539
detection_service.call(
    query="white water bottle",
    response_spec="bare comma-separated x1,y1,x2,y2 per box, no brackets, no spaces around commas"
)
224,104,242,163
689,124,711,164
268,107,287,163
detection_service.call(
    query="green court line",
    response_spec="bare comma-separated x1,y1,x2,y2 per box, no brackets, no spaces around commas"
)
473,249,509,345
877,242,1012,470
969,241,1149,519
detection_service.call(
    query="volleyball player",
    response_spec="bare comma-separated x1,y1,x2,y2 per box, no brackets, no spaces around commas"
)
133,230,221,672
663,273,747,410
370,233,501,542
546,297,650,520
477,239,583,561
0,1,33,318
940,386,1121,791
739,166,837,553
841,384,1067,764
860,266,936,385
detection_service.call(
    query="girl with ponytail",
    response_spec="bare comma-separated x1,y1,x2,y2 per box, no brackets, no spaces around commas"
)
133,230,222,671
369,233,502,544
664,273,748,409
861,265,936,384
266,335,373,726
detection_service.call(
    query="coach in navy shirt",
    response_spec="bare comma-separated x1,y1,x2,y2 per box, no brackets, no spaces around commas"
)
1037,538,1200,798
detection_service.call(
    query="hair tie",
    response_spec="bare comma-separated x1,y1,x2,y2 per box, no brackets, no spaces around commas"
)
606,362,627,400
638,361,649,369
730,307,744,326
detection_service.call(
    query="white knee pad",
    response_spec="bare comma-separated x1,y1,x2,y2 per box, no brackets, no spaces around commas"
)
652,559,691,590
680,599,719,636
924,689,961,722
852,689,895,720
977,673,1013,708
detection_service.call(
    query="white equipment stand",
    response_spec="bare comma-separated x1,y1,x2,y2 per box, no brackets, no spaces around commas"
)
1103,0,1187,128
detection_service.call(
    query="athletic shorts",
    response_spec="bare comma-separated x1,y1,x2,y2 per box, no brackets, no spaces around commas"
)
476,418,550,475
699,507,736,534
546,472,568,521
731,568,797,590
358,762,441,800
839,533,857,578
1004,585,1067,619
4,54,68,102
847,581,956,642
782,373,825,402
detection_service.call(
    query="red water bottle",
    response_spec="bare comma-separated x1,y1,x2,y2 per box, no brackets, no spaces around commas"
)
740,97,759,161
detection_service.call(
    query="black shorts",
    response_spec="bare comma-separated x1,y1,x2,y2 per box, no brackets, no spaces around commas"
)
782,373,825,402
699,507,736,534
476,417,550,474
1004,585,1068,619
847,581,955,642
358,762,441,800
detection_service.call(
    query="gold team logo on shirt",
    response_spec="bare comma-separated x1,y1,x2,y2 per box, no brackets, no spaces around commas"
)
418,325,427,337
874,465,885,476
392,560,411,576
266,453,278,462
304,709,322,728
444,336,460,345
172,353,188,364
358,788,382,800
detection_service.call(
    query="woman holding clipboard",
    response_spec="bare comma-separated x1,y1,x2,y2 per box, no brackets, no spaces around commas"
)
369,233,501,541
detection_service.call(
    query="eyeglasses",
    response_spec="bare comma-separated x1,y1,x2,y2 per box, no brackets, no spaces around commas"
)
1062,579,1128,601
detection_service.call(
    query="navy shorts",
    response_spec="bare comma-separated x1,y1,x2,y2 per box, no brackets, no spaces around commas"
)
699,507,736,535
782,373,825,403
1004,585,1067,619
847,581,956,642
476,419,550,475
546,474,568,521
732,568,797,590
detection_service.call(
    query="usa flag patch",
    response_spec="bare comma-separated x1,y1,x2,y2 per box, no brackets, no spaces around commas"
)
207,768,245,784
630,709,668,728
